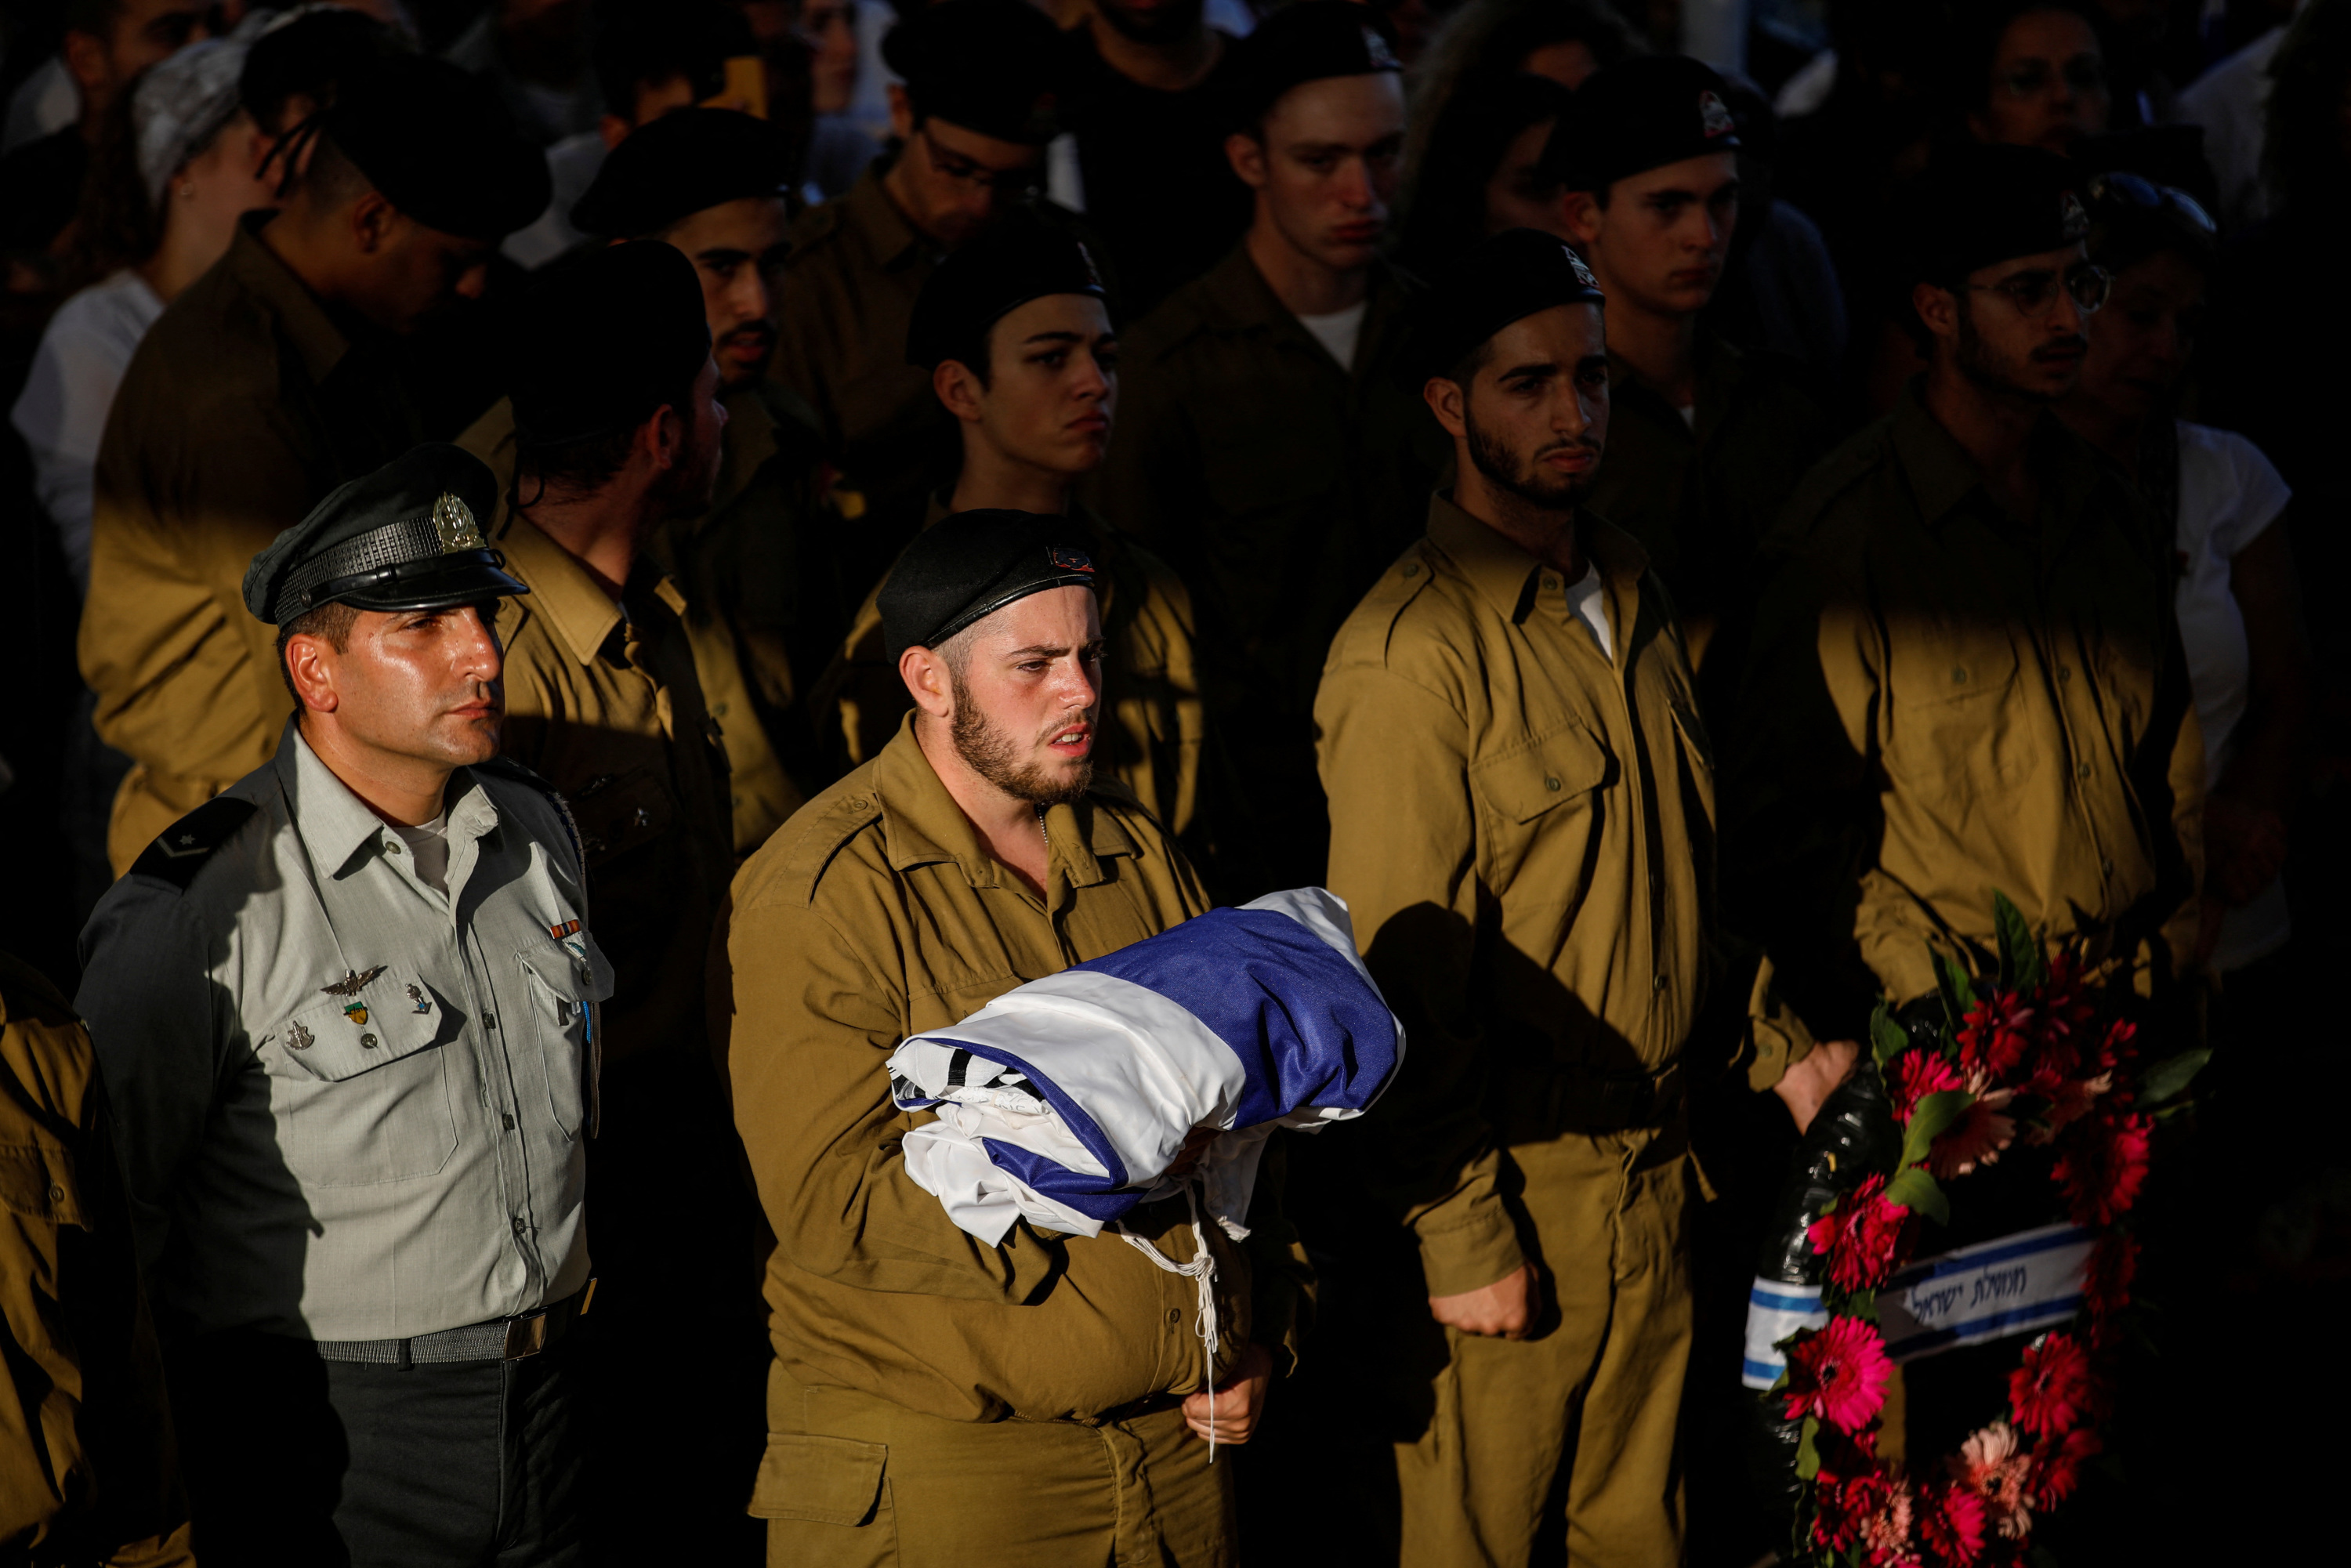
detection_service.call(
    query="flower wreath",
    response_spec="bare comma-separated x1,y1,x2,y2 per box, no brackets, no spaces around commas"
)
1770,895,2207,1566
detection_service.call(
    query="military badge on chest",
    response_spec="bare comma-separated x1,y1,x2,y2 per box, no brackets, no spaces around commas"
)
322,966,388,1041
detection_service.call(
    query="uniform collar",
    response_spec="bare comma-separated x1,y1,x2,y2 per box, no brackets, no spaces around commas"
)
845,165,938,273
1423,491,1648,625
1889,378,2108,538
1606,328,1741,440
273,718,498,876
871,712,1138,891
226,213,353,389
1191,242,1411,370
497,515,625,665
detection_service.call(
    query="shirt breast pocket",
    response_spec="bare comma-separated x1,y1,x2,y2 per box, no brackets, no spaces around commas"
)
1470,724,1613,889
1886,634,2027,802
518,932,616,1140
258,965,457,1188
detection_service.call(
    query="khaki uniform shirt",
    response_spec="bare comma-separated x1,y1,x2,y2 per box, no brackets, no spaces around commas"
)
1585,333,1837,673
1315,497,1811,1296
494,517,737,1066
81,216,429,871
720,719,1311,1422
774,167,960,551
1722,385,2203,1030
815,493,1204,840
74,725,603,1342
1,954,190,1566
1089,245,1452,895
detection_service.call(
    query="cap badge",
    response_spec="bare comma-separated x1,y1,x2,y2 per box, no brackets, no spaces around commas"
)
1362,27,1400,70
1077,241,1104,292
1049,546,1096,573
1698,90,1735,139
433,491,486,553
2059,190,2089,241
1566,248,1600,291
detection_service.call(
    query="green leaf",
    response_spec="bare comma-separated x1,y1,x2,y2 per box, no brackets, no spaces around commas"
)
1933,948,1977,1026
1846,1287,1878,1324
1870,1003,1910,1067
1899,1088,1973,1171
1885,1164,1951,1225
1795,1415,1821,1480
1992,890,2047,990
2139,1047,2211,1108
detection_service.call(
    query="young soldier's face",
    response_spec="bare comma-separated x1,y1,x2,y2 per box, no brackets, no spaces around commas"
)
944,587,1105,806
889,96,1045,248
967,294,1118,476
1484,118,1568,239
663,196,792,389
292,605,506,769
1230,73,1406,273
1940,242,2097,404
1435,302,1610,511
1571,151,1739,319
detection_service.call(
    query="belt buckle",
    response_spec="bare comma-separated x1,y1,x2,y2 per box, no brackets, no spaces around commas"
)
502,1310,549,1360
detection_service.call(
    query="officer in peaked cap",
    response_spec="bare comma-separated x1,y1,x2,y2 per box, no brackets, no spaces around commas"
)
1544,53,1837,680
78,444,605,1566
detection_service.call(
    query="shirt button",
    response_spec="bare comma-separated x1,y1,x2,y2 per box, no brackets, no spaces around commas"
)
2100,857,2114,878
1951,666,1966,685
1401,562,1420,578
386,840,403,854
1167,1308,1182,1324
2076,762,2092,780
2058,664,2073,683
512,1216,527,1235
1652,973,1668,993
712,701,730,715
483,1012,497,1030
47,1184,64,1204
1544,775,1562,791
502,1114,516,1131
360,1033,378,1048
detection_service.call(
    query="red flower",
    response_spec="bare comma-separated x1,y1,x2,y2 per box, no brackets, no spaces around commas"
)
1808,1174,1914,1292
1928,1091,2016,1179
1889,1048,1963,1121
2053,1109,2152,1227
2008,1332,2093,1436
1917,1478,1988,1566
1957,990,2034,1083
2082,1232,2139,1342
1813,1451,1893,1554
2027,1425,2103,1508
1783,1316,1893,1434
2085,1016,2138,1077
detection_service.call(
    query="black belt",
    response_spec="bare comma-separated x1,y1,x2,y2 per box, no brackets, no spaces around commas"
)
313,1281,594,1367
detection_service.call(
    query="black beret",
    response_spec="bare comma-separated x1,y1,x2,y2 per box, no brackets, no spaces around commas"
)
324,53,550,241
1898,143,2089,284
244,444,523,625
1542,55,1741,192
571,108,794,239
239,6,393,127
906,213,1107,370
509,242,713,448
882,0,1065,146
1223,2,1401,130
879,510,1101,661
1407,228,1606,385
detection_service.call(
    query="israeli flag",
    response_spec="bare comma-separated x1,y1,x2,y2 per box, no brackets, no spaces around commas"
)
887,888,1404,1245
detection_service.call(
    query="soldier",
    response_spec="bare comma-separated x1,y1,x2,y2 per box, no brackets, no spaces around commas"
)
0,953,190,1565
76,446,601,1565
1313,230,1846,1566
1092,1,1450,898
486,241,759,1561
81,52,548,874
818,212,1204,845
1549,55,1839,676
775,0,1066,552
721,510,1310,1567
1723,143,2203,1052
466,107,848,856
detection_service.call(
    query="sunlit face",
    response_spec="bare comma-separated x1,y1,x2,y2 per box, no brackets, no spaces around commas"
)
2074,248,2202,424
293,603,505,767
1922,241,2098,403
1439,303,1610,510
1974,8,2109,154
662,196,791,388
935,585,1104,806
1576,151,1739,317
960,293,1118,476
1230,72,1407,273
1484,118,1568,237
886,92,1045,248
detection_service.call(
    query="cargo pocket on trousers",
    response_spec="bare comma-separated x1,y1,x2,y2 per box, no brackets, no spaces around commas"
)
748,1432,888,1526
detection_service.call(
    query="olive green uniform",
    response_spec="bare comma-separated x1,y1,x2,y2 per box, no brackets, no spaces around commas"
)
815,493,1204,840
1315,497,1812,1567
81,216,429,872
1722,383,2203,1034
721,719,1311,1566
1090,245,1452,897
1583,332,1838,675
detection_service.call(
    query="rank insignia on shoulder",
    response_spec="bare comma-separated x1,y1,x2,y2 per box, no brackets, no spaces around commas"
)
129,796,259,891
288,1021,314,1052
550,918,581,940
321,966,386,998
408,983,430,1013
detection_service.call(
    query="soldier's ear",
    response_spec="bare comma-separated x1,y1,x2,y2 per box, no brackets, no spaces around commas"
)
1225,131,1268,191
1559,189,1604,249
1423,375,1469,441
1911,281,1962,346
898,645,955,720
934,359,986,424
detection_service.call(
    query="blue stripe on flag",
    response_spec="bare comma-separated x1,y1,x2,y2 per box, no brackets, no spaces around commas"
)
916,1039,1131,1196
1887,1226,2092,1287
1882,1294,2085,1359
1744,1358,1785,1385
1751,1286,1820,1313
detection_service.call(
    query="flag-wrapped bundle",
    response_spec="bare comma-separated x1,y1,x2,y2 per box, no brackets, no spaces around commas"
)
886,887,1404,1244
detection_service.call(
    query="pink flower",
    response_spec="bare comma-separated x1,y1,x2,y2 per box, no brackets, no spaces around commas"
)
1957,991,2034,1083
1808,1174,1914,1293
1889,1048,1963,1122
1951,1421,2034,1541
1782,1316,1893,1434
2082,1232,2139,1343
2024,1070,2111,1143
2054,1109,2152,1226
1928,1089,2017,1179
2008,1332,2093,1437
1918,1479,1988,1566
2028,1425,2103,1508
1858,1477,1920,1567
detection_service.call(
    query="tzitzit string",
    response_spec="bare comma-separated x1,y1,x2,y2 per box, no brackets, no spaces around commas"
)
1115,1179,1223,1459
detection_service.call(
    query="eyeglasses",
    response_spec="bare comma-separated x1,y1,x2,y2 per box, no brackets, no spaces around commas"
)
1965,261,2113,316
2085,171,2215,239
918,127,1041,196
1998,56,2106,100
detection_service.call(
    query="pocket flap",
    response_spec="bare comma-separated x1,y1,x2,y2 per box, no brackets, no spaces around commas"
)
746,1432,886,1525
261,965,446,1083
520,931,615,1005
1471,726,1611,824
0,1143,85,1228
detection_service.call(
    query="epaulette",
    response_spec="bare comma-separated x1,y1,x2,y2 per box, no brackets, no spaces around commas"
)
1327,544,1441,671
128,797,258,892
1766,428,1889,554
473,755,587,884
776,786,885,907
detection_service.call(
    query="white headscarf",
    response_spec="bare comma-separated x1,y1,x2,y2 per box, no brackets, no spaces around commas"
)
133,36,252,210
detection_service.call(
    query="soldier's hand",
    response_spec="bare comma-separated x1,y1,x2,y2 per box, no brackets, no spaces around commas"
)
1183,1341,1275,1444
1429,1262,1541,1340
1773,1036,1860,1135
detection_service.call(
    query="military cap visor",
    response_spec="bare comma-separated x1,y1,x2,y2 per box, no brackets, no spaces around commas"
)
880,510,1101,661
1407,229,1607,386
245,445,525,625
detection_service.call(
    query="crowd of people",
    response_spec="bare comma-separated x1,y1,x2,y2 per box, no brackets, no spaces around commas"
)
0,0,2339,1563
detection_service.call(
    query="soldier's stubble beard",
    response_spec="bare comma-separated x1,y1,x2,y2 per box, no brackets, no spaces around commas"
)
1463,402,1597,514
947,668,1094,806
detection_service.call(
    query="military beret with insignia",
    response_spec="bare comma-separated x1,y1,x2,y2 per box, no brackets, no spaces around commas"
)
1896,143,2090,284
571,108,795,240
1405,227,1607,386
509,241,713,448
324,52,549,242
1222,1,1401,132
879,510,1101,661
243,444,523,625
1541,54,1741,193
882,0,1067,147
906,209,1108,370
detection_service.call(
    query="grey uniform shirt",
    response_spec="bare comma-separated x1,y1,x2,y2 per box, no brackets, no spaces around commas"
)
77,719,613,1342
